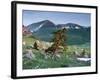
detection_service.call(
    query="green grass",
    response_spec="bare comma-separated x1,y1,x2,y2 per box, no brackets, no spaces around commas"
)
23,35,36,45
65,43,90,56
22,35,91,69
23,50,90,69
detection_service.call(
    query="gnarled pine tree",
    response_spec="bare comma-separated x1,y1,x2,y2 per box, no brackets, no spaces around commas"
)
45,28,67,54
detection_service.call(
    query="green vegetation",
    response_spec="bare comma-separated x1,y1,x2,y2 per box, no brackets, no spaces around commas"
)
22,34,91,69
23,50,90,69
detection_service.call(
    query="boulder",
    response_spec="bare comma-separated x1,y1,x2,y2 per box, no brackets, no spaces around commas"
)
34,40,53,50
23,49,35,60
22,41,26,46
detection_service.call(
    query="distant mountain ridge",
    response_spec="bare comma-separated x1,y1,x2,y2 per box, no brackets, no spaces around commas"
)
24,20,90,45
27,20,90,32
57,23,84,29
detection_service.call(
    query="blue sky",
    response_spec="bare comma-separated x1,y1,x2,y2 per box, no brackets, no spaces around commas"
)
23,10,91,27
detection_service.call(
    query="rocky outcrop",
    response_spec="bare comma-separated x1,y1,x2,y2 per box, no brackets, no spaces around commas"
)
33,40,53,50
23,49,35,60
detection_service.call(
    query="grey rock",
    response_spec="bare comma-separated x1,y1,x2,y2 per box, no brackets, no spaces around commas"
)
23,49,35,60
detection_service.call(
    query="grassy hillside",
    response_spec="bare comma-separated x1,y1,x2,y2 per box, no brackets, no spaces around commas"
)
23,50,90,69
22,35,91,69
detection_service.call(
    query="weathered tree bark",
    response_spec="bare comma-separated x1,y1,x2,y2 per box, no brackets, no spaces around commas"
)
34,42,39,50
45,28,67,54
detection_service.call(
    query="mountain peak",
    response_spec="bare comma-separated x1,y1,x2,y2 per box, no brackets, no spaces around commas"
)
44,20,51,22
57,23,84,29
42,20,55,25
27,20,56,32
